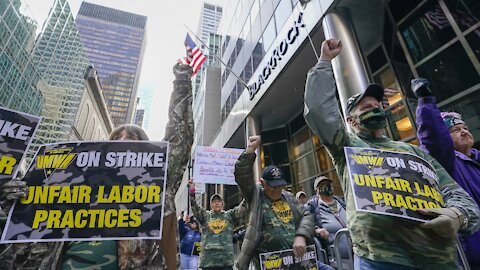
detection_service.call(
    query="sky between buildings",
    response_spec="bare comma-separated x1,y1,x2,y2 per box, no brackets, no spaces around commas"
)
22,0,223,140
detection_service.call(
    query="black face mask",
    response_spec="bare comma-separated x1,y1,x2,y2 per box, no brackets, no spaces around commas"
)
358,108,387,130
318,183,333,196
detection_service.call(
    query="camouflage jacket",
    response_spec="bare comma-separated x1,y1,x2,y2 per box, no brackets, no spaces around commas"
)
234,152,314,270
0,63,194,270
190,197,243,268
304,60,480,268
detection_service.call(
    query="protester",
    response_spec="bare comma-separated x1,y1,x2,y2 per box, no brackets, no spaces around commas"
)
306,176,350,261
0,62,195,269
59,124,152,269
413,78,480,269
188,181,244,270
303,38,480,269
234,135,333,270
179,214,201,270
295,191,308,205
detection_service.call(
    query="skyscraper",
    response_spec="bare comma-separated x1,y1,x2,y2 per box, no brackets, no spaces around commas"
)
28,0,89,158
75,2,147,127
135,84,154,130
196,3,222,44
0,0,44,115
192,3,223,100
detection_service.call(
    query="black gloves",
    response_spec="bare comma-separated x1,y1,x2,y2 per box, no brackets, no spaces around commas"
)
411,78,433,98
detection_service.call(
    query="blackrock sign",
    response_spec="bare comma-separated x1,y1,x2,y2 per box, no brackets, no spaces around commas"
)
248,12,306,100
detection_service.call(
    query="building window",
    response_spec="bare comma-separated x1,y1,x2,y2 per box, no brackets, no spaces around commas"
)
262,16,277,52
368,44,416,143
275,0,293,32
465,27,480,62
416,41,480,102
443,0,480,31
400,2,456,63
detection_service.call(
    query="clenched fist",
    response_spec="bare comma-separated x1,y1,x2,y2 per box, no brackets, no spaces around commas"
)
246,135,261,154
320,39,342,61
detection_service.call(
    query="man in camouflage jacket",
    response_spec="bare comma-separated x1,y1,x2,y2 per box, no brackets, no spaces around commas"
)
234,136,315,270
304,39,480,269
0,62,194,270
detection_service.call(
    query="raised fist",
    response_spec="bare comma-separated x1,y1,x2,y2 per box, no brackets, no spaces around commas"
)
320,39,342,61
246,135,261,154
411,78,433,98
173,62,193,80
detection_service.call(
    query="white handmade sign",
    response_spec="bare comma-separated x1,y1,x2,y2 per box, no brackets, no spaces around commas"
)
192,146,243,185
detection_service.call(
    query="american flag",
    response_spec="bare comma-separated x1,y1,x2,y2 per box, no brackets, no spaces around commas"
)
179,33,206,76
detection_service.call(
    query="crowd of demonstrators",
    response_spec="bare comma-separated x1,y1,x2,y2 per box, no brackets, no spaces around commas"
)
1,46,480,270
178,213,201,270
188,182,245,270
413,78,480,269
234,135,334,270
306,176,350,262
0,62,194,270
304,38,480,269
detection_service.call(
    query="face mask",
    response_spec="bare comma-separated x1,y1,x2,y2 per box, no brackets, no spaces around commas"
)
318,183,333,196
358,108,387,130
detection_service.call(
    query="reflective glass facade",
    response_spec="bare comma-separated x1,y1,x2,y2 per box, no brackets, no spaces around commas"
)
136,85,154,130
75,2,146,126
218,0,300,124
29,0,90,158
384,0,480,144
0,0,44,115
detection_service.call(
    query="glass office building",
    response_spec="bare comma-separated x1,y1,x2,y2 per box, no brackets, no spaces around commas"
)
75,2,147,127
192,3,223,102
200,0,480,204
0,0,44,115
28,0,89,157
197,3,223,44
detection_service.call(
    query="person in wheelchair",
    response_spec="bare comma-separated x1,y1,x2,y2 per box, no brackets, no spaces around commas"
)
306,176,351,265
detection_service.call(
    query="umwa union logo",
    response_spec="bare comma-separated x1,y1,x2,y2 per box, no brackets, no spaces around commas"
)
35,148,77,178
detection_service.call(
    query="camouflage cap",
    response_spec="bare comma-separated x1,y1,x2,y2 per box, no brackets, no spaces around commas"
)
346,83,384,114
210,193,223,203
314,176,333,189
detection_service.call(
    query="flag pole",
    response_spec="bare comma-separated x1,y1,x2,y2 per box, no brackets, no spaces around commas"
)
184,25,250,90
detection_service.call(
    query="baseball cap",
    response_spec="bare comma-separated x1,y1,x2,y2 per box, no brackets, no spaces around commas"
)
440,112,465,130
261,165,288,187
345,83,385,115
210,193,223,203
295,191,307,199
314,176,333,189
